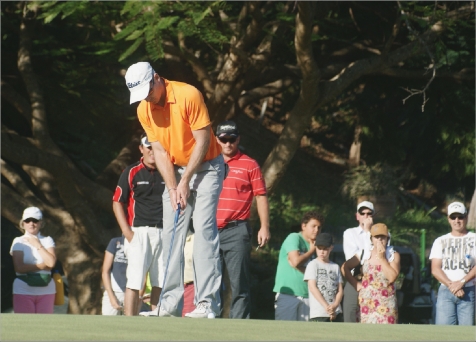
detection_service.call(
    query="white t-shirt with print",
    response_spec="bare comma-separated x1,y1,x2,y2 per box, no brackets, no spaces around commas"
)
429,231,476,287
304,259,343,319
10,233,56,295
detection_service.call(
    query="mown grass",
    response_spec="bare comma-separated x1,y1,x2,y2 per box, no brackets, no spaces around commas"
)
2,313,475,341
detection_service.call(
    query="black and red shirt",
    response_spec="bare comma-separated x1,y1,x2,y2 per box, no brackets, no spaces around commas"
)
112,158,165,227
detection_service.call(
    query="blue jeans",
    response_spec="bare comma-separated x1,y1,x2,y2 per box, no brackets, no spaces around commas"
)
160,155,225,316
435,284,475,325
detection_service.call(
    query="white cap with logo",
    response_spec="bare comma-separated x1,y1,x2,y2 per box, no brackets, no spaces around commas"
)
357,201,374,213
141,136,151,148
447,201,466,216
22,207,43,221
125,62,154,104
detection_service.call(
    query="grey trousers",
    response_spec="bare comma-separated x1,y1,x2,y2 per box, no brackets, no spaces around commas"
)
160,155,225,316
343,281,359,322
219,221,252,319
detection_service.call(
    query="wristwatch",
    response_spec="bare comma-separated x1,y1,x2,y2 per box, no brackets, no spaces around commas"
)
460,278,466,284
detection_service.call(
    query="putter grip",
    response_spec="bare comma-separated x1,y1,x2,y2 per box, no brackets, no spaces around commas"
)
174,203,181,222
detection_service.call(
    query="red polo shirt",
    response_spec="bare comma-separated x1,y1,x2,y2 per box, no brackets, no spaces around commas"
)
216,151,267,229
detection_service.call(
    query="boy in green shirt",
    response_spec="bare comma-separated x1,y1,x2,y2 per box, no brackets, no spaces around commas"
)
273,211,324,321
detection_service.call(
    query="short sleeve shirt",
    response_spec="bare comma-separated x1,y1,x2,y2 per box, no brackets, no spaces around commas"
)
429,232,476,286
216,151,267,228
343,226,371,261
10,233,56,295
106,237,127,292
273,232,314,298
112,158,165,227
137,79,221,166
304,259,343,318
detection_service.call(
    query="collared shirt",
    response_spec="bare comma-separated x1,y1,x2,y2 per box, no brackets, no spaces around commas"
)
343,226,371,261
112,158,165,227
136,78,221,166
216,151,267,229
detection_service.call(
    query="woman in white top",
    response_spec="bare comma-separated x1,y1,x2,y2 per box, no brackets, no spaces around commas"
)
10,207,57,313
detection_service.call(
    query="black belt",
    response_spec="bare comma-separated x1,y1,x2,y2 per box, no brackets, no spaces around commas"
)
224,220,247,229
138,224,162,228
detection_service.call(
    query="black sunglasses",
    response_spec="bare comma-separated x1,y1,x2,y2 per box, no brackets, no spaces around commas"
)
219,137,237,144
24,218,39,224
449,214,466,220
359,211,373,217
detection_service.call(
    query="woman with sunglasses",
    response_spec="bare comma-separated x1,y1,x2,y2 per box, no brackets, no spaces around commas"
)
342,223,400,324
10,207,57,313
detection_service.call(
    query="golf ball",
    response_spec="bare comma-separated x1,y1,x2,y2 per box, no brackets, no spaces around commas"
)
207,312,215,319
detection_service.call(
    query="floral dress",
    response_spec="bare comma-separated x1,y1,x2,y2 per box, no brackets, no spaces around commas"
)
357,261,398,324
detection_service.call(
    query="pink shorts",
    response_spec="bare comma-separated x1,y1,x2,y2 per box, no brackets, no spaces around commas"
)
182,282,196,317
13,294,55,314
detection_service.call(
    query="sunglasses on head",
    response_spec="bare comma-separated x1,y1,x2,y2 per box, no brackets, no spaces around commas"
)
24,218,39,224
218,137,237,144
449,214,466,220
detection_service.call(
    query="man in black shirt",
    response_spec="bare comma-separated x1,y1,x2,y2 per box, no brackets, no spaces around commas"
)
112,133,165,316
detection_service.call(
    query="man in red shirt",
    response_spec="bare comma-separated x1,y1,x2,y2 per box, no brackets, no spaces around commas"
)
216,120,271,318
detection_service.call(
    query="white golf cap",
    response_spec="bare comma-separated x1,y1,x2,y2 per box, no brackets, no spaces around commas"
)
22,207,43,220
141,136,151,148
357,201,374,213
447,201,466,216
125,62,154,104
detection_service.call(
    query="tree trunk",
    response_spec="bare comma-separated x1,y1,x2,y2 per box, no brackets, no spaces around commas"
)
0,3,116,314
261,2,320,193
467,189,476,229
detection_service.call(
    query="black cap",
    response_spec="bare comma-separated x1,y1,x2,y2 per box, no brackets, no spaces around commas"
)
216,120,239,138
314,233,333,247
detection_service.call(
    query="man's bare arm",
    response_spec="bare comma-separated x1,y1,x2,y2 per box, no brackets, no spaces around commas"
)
150,140,179,210
256,195,271,247
113,201,134,243
176,126,210,209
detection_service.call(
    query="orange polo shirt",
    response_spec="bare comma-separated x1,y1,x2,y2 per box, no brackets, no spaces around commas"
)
137,79,221,166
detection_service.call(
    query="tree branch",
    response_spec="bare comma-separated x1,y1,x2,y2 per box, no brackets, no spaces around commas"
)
1,130,113,215
378,67,475,81
238,78,294,109
162,41,215,97
18,3,51,148
96,131,142,191
320,4,473,107
1,159,36,200
1,80,32,121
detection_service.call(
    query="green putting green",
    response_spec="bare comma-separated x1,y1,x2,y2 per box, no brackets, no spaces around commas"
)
1,314,474,341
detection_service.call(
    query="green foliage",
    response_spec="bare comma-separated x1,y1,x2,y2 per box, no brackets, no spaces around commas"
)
116,1,230,62
341,163,404,199
385,207,449,258
2,1,136,174
268,193,317,239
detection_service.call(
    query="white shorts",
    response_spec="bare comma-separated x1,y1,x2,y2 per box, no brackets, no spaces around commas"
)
124,227,164,290
102,291,125,315
274,293,310,321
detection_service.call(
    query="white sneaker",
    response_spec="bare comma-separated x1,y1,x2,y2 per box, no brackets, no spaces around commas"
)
139,307,173,317
184,301,214,318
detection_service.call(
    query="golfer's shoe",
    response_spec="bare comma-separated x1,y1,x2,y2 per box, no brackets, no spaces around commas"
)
184,301,214,318
139,307,173,317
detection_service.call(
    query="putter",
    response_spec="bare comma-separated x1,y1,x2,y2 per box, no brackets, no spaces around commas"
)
156,203,181,316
